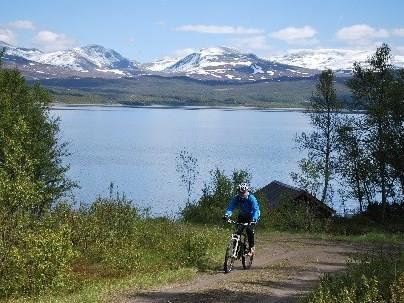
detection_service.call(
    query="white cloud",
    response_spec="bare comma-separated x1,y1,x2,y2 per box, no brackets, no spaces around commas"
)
0,29,16,45
233,35,270,50
8,20,35,30
336,24,389,43
175,24,264,35
270,26,317,44
393,28,404,37
33,30,75,51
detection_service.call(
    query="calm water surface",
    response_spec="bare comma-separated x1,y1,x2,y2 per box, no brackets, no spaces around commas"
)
53,106,314,216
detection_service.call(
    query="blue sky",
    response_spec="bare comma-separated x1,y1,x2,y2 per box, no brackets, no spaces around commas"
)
1,0,403,62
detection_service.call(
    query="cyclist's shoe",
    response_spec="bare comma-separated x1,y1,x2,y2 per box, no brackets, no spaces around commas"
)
248,246,255,256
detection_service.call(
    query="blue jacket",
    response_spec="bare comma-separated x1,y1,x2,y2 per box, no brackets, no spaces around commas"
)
225,193,260,222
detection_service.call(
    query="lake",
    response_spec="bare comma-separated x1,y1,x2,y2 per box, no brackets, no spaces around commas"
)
53,106,316,216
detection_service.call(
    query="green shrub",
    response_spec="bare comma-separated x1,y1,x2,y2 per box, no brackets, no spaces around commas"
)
52,196,226,277
267,196,328,232
305,250,404,303
391,273,404,303
181,168,252,225
129,220,225,272
0,215,75,298
327,203,404,236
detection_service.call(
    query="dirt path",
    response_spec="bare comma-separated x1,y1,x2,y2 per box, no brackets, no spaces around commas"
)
114,235,365,303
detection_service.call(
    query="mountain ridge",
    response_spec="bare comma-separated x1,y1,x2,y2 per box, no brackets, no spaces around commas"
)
1,41,404,81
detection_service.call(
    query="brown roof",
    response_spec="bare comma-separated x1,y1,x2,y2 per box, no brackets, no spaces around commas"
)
257,180,303,208
256,180,336,216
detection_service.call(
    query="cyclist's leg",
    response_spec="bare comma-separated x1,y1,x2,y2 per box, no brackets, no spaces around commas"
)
246,225,255,251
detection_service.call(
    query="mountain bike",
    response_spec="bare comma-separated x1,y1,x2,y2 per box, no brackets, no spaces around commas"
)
223,219,254,273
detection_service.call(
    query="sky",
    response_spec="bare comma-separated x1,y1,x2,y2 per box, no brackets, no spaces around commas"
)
1,0,404,62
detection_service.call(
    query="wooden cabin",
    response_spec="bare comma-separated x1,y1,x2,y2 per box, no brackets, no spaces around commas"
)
256,180,336,218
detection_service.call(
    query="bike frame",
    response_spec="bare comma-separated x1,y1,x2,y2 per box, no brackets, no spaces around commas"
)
227,220,251,259
230,233,241,258
223,219,254,273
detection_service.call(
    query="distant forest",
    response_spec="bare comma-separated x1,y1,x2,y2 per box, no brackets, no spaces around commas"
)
32,75,353,108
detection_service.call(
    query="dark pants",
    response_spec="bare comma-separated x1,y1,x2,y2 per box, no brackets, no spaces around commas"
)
236,215,255,248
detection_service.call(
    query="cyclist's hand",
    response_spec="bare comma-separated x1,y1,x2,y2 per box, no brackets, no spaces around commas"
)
222,215,229,222
250,221,257,226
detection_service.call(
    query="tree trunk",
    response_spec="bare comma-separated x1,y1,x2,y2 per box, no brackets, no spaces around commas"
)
321,161,330,203
400,174,404,198
378,123,387,222
355,176,363,213
364,182,372,206
321,108,332,203
381,166,387,221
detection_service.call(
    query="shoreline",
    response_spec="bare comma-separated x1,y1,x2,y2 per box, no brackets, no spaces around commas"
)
50,103,307,112
50,103,364,113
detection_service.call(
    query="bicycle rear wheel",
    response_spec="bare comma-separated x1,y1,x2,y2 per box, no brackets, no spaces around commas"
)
223,241,235,273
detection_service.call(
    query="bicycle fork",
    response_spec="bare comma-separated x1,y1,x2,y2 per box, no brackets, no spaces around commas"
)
230,234,240,258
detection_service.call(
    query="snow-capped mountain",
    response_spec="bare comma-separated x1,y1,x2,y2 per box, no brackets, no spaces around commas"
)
0,41,43,60
269,48,404,73
142,57,179,72
31,45,137,72
1,41,140,79
3,41,404,82
145,47,316,81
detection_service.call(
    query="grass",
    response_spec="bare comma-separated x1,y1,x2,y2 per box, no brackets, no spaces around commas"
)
2,192,403,302
326,232,404,245
5,267,198,303
304,248,404,303
261,229,404,245
0,196,228,301
2,227,402,303
1,218,227,302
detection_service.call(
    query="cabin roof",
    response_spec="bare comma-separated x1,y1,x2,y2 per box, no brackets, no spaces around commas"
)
256,180,336,216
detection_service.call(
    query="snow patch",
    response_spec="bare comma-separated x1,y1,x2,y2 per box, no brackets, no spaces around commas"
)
96,68,126,75
209,73,222,78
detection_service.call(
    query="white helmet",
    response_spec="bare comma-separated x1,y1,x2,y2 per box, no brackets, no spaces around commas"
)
237,183,249,193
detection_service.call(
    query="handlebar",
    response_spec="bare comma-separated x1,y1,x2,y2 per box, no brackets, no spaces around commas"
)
225,219,255,226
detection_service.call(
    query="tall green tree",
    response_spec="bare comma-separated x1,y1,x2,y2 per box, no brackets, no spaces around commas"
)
294,69,341,203
0,54,75,218
385,69,404,196
347,44,403,217
291,158,322,197
337,117,375,212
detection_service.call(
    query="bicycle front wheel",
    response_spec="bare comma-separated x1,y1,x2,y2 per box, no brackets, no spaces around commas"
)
223,241,235,273
242,253,253,269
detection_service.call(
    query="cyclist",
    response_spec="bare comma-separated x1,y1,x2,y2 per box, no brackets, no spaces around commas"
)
223,183,260,255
